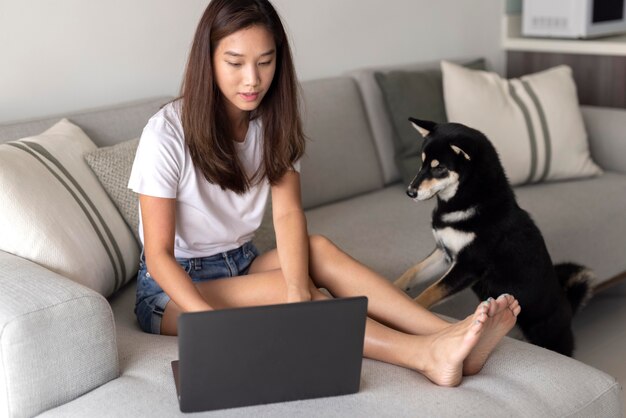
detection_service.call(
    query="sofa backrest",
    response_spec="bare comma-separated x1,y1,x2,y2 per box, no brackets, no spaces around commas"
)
0,97,169,146
299,77,384,210
0,80,389,211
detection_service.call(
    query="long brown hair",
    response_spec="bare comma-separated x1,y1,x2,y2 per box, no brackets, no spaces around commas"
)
179,0,305,194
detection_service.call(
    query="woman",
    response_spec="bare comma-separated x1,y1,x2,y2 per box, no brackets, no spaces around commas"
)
128,0,520,387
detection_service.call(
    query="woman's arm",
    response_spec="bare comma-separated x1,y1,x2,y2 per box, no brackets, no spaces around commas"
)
140,194,212,312
270,170,312,303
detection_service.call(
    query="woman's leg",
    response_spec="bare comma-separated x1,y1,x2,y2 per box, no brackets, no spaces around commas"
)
161,266,497,386
251,234,471,334
249,234,521,375
160,268,289,335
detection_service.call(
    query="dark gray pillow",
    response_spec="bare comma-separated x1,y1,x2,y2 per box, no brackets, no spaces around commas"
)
84,138,140,245
374,59,486,186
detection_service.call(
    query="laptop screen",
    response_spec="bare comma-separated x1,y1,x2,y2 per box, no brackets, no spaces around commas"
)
174,296,368,412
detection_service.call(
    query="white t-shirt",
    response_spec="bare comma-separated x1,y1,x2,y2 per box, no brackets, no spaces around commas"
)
128,101,272,258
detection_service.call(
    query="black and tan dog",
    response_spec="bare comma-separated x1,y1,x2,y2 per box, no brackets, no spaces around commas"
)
394,118,594,356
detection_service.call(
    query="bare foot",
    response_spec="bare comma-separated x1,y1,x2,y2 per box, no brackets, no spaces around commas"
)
463,294,521,376
415,302,490,387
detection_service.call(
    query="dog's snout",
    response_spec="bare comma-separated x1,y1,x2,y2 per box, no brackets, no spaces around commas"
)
406,187,417,199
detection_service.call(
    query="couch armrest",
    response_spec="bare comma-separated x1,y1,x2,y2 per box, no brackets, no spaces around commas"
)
581,105,626,174
0,251,119,418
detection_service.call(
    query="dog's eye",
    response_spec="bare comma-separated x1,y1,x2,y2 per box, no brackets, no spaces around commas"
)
431,166,448,177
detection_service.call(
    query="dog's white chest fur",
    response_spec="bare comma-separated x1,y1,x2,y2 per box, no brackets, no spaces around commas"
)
441,207,477,223
432,227,475,256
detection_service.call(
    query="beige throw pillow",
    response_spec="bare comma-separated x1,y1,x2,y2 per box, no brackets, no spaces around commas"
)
442,61,602,185
0,119,139,296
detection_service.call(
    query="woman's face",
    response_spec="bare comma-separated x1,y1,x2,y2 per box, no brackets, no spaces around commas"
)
213,25,277,120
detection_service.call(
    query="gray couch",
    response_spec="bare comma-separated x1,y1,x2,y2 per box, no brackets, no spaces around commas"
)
1,59,625,417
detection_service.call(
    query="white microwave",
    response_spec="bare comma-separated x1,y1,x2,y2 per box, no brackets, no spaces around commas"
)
522,0,626,38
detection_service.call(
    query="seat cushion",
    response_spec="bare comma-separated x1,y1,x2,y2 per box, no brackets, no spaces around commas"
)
514,172,626,282
306,172,626,290
42,173,626,415
39,281,622,417
304,172,626,321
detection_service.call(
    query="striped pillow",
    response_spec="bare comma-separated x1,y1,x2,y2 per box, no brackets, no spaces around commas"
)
442,61,602,185
0,119,138,296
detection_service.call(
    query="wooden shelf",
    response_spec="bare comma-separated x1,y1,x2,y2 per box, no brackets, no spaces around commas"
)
502,15,626,56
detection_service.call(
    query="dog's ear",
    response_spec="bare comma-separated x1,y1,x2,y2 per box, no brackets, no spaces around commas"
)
451,144,471,161
408,117,436,138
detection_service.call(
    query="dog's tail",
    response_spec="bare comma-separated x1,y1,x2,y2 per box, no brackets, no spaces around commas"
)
554,262,595,314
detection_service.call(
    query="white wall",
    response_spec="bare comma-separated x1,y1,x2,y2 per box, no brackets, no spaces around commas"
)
0,0,504,124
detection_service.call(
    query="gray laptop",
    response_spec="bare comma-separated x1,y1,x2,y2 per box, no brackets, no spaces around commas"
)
172,296,368,412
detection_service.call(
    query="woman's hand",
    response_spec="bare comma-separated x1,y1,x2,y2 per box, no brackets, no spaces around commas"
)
286,284,312,303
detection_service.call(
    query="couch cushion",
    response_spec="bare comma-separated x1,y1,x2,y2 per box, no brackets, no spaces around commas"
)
299,77,384,209
0,119,139,296
350,57,485,185
374,59,486,186
39,281,622,417
582,105,626,174
514,172,626,282
304,172,626,302
442,61,602,186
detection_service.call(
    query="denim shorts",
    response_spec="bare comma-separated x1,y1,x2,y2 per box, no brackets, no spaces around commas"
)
135,241,259,335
